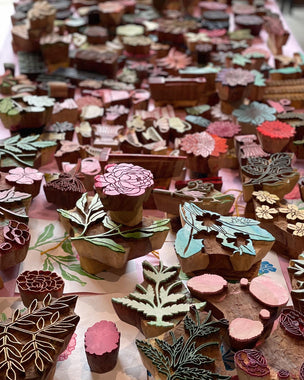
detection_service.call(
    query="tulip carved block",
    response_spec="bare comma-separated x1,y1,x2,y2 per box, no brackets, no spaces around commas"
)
187,273,289,350
58,193,170,274
136,306,230,380
153,180,235,216
112,260,205,338
0,294,79,380
252,191,304,258
175,202,275,279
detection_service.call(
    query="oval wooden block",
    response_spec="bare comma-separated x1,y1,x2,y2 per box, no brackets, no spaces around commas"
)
229,317,264,349
249,276,289,307
187,274,228,296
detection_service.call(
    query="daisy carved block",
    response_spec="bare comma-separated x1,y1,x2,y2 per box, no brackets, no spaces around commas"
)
175,202,275,279
252,190,304,258
187,274,289,350
58,193,170,274
241,153,299,202
0,294,79,380
112,260,205,338
257,120,296,154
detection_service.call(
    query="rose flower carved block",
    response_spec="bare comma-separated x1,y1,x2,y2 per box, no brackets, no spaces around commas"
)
0,294,79,380
58,193,170,274
175,202,275,279
94,163,154,227
112,260,205,338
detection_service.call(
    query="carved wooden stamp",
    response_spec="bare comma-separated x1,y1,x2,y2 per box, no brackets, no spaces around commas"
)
58,193,170,274
288,253,304,313
112,260,205,338
175,202,275,279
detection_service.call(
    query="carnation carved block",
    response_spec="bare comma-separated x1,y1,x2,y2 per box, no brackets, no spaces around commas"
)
16,270,65,307
0,294,79,380
58,193,170,274
153,180,234,216
112,261,205,338
175,202,275,279
187,273,289,350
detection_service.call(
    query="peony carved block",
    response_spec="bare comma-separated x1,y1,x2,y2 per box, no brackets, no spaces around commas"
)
94,163,154,226
175,202,275,279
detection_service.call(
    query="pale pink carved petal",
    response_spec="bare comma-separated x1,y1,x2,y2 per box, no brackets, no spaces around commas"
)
229,318,263,342
85,320,120,355
249,276,289,307
187,274,227,295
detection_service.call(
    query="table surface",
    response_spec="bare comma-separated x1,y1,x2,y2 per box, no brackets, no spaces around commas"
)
0,0,303,379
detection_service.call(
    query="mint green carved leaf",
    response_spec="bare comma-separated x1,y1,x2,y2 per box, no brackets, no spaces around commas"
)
102,215,120,230
83,237,125,252
58,209,85,226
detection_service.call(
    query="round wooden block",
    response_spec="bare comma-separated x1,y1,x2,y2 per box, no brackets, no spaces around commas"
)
187,274,228,296
249,276,289,308
229,317,263,349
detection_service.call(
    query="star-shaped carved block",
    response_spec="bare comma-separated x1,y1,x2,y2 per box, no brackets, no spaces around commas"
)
0,294,79,380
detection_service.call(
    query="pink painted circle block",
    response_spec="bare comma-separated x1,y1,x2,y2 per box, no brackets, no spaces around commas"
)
85,320,120,355
187,274,228,295
249,276,289,307
229,318,263,341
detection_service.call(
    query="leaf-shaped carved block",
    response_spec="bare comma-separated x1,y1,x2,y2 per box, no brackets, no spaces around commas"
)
241,153,299,202
175,202,274,279
112,261,205,338
0,294,79,380
136,307,230,380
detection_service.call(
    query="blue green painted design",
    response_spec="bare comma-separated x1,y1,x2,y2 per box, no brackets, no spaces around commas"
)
175,203,274,259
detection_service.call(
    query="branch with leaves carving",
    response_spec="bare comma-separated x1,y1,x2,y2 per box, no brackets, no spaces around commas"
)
136,307,231,380
58,193,170,254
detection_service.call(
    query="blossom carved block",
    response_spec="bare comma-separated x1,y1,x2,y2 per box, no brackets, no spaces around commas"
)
153,180,235,216
136,306,229,380
58,193,170,274
0,220,30,270
241,153,299,202
0,294,79,380
252,190,304,258
0,187,31,223
175,202,275,279
5,167,43,198
187,273,289,350
112,260,205,338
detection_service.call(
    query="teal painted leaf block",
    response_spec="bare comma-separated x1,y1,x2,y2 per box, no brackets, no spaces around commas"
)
232,101,276,125
175,202,274,259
